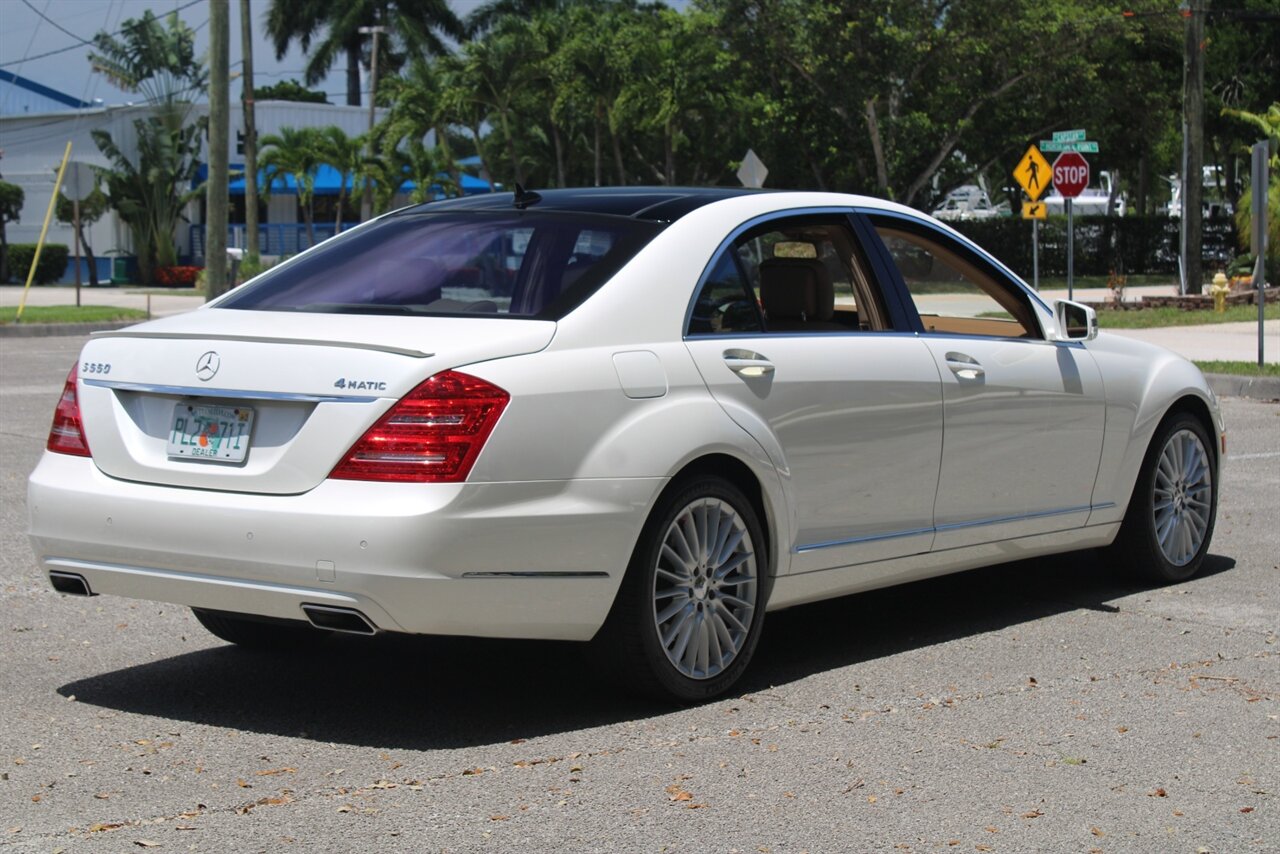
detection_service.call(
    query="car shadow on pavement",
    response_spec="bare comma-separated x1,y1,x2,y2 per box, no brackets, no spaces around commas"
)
57,549,1235,750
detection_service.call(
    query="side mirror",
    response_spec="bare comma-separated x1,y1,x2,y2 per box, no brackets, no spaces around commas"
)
1051,299,1098,342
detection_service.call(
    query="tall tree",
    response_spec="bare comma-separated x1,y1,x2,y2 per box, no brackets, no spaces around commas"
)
259,126,325,247
264,0,466,107
241,0,261,263
0,179,22,284
88,10,208,283
55,184,110,287
207,0,231,300
315,126,370,231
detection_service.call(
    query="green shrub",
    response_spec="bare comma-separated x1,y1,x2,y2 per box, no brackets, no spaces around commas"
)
6,243,70,284
950,216,1238,279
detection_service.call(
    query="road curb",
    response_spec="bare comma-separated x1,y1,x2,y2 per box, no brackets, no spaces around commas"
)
1205,372,1280,401
0,320,141,338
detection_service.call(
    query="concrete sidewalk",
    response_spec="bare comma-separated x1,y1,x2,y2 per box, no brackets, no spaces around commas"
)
0,284,203,319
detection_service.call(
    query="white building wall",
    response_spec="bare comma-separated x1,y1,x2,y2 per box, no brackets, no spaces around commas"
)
0,100,386,272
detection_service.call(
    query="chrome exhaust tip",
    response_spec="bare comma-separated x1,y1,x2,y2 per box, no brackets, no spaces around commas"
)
49,571,94,597
300,604,377,635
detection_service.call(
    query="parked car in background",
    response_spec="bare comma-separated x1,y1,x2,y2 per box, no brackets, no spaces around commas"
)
930,185,1008,221
30,188,1222,701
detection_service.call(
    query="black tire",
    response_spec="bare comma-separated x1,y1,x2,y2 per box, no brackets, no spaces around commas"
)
593,475,771,702
191,608,319,649
1109,411,1218,583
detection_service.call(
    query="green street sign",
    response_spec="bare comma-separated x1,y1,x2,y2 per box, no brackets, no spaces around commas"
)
1052,129,1087,143
1039,140,1099,153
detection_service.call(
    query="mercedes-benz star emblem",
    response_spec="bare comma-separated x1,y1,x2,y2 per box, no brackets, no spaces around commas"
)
195,351,221,382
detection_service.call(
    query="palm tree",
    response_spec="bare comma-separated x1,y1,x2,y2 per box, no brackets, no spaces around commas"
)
88,10,208,111
457,20,537,186
87,10,208,283
437,55,498,191
401,139,459,204
259,127,325,248
1224,103,1280,273
265,0,466,107
315,126,370,232
375,57,460,190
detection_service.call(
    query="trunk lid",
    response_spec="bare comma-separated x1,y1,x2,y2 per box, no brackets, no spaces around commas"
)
75,308,554,494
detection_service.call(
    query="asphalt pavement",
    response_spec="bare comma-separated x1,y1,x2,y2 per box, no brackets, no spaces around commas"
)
0,334,1276,852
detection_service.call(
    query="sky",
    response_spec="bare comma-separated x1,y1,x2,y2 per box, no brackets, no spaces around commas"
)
0,0,494,110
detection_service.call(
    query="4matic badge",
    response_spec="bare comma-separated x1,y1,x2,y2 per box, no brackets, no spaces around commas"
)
334,378,388,391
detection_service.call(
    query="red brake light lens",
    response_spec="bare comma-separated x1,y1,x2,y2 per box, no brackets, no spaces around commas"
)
329,370,509,483
47,364,91,457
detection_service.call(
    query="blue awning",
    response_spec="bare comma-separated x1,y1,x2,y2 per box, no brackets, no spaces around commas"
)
196,164,493,196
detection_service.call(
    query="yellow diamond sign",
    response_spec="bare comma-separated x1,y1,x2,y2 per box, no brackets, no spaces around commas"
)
1013,145,1052,201
1021,200,1047,220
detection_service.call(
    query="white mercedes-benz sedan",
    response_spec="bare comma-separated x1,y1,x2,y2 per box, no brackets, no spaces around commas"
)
29,188,1223,701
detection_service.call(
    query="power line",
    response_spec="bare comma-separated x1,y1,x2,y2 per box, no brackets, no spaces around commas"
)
0,0,205,68
19,0,92,46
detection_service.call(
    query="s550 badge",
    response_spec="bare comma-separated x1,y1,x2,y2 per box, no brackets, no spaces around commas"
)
334,378,387,391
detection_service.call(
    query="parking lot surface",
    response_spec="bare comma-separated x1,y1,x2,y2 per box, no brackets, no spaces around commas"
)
2,335,1276,852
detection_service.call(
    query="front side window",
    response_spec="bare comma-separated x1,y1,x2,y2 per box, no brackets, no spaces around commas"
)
872,221,1041,339
219,210,662,320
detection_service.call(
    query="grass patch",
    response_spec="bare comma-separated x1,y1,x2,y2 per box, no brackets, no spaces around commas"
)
124,287,205,297
1194,360,1280,377
0,305,149,325
978,303,1276,328
1095,303,1278,329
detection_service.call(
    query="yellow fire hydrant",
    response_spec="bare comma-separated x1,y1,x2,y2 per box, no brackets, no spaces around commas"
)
1210,272,1230,313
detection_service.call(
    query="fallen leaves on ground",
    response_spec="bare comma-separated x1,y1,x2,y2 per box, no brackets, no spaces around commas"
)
666,784,693,802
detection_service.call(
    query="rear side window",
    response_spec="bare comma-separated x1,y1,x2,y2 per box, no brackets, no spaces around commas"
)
219,211,662,320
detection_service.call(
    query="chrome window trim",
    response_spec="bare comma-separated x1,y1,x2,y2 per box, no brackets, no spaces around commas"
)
684,330,1085,348
794,503,1116,553
83,379,380,403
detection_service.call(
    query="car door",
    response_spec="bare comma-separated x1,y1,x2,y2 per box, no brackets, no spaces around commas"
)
684,213,944,574
863,212,1107,550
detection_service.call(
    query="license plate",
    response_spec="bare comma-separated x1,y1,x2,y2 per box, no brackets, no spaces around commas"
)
167,403,255,463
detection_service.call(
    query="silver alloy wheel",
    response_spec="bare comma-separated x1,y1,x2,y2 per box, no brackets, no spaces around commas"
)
1152,428,1213,567
652,497,758,680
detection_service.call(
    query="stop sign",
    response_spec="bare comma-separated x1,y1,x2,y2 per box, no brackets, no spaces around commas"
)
1052,151,1090,198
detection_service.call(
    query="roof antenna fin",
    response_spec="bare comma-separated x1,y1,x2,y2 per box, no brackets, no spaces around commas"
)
513,183,542,210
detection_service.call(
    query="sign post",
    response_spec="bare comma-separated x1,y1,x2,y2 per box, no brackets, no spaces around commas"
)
1051,150,1091,299
1252,140,1269,367
1013,145,1052,291
61,162,98,308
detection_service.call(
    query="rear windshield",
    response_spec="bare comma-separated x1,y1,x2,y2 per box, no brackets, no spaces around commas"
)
218,210,663,320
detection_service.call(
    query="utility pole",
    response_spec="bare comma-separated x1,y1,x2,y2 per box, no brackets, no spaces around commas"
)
1180,0,1205,295
240,0,259,264
206,0,230,300
358,24,387,222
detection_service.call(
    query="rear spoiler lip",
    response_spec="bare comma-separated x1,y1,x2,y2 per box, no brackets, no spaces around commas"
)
89,330,434,359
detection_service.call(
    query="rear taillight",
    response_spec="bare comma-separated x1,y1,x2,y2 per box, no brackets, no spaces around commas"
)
47,364,91,457
329,370,509,483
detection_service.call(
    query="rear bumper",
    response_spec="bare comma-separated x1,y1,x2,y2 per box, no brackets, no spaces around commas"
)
29,453,663,641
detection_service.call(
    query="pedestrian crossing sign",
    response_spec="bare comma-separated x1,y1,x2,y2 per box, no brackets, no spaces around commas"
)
1014,145,1052,201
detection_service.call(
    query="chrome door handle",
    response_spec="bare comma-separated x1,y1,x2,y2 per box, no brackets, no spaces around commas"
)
723,349,775,377
944,352,985,379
